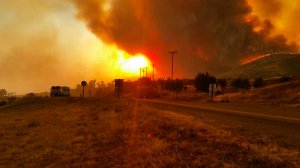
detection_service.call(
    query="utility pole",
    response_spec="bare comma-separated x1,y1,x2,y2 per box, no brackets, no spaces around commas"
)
145,67,148,77
140,68,142,78
168,51,178,80
142,68,145,77
152,64,155,80
168,51,178,98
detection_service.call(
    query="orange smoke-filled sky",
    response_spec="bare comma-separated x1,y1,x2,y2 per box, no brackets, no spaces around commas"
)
249,0,300,43
0,1,128,94
0,0,299,94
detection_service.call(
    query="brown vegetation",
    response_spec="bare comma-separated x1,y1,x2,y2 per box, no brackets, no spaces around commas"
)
225,79,300,107
0,97,299,167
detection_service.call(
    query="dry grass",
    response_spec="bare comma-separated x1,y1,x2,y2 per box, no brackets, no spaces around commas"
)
224,80,300,107
0,97,299,167
159,91,211,103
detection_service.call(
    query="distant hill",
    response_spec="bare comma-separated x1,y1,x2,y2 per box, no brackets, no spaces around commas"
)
218,54,300,78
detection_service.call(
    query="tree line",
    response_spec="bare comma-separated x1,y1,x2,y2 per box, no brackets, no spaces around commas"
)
156,72,292,94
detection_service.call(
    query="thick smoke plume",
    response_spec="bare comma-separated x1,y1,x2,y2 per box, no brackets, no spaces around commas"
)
73,0,298,76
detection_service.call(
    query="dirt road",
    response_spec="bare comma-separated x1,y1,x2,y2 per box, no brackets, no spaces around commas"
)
138,99,300,147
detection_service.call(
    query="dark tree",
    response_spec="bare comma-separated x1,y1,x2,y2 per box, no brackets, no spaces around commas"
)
231,78,250,90
161,78,173,91
195,72,216,92
158,78,185,92
0,89,7,97
280,75,291,83
0,101,7,106
88,80,96,90
242,79,250,89
174,79,184,92
87,80,97,96
253,78,264,88
217,78,227,92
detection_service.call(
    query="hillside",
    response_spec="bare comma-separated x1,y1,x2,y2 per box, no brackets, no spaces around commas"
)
218,54,300,78
222,79,300,107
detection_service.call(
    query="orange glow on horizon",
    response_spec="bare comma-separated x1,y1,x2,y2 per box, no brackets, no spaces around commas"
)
113,49,151,77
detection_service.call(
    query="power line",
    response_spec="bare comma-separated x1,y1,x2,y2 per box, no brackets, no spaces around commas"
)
139,67,148,78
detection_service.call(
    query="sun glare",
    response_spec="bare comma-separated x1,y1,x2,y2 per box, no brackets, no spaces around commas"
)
114,49,151,76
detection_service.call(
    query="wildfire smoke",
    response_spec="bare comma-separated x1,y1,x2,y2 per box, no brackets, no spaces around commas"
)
72,0,298,76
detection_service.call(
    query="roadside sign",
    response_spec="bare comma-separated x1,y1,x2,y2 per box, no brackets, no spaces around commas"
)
81,81,87,98
81,81,87,87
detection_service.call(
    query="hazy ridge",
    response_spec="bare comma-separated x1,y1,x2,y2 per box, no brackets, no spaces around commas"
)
218,54,300,78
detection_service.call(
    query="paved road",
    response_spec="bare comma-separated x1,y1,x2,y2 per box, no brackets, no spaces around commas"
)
138,99,300,147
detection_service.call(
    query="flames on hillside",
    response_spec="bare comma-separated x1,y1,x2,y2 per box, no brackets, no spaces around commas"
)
72,0,299,76
240,54,271,65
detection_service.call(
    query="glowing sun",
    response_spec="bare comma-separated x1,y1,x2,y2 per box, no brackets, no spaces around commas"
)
114,49,151,76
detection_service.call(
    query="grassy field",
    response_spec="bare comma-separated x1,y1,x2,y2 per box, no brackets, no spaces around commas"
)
0,97,299,167
155,79,300,108
221,79,300,107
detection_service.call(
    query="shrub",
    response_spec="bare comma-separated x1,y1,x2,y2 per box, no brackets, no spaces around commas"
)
253,78,264,88
280,75,290,83
25,93,36,98
0,89,7,97
217,78,227,93
8,96,17,103
195,72,216,92
0,101,7,106
231,78,250,90
28,119,40,127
